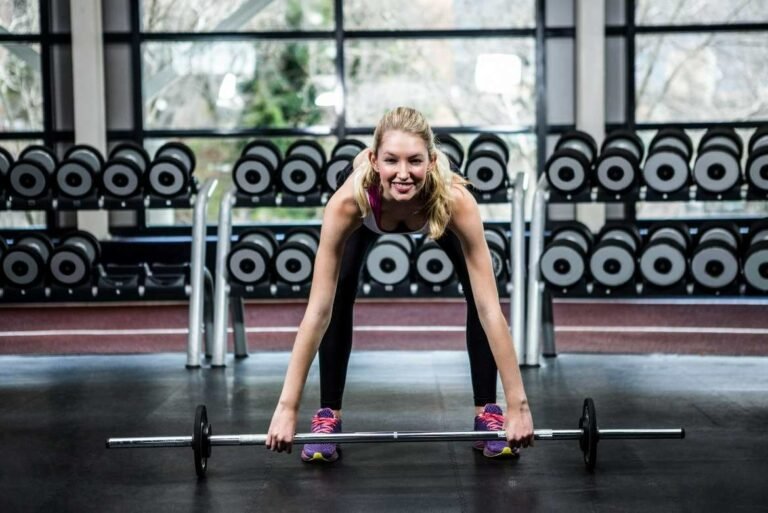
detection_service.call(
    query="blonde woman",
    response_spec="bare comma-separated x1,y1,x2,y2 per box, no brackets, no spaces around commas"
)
266,107,534,462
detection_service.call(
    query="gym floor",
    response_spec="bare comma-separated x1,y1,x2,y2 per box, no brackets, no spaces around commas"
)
1,350,767,512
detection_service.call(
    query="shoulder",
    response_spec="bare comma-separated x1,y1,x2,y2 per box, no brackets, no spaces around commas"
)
324,169,364,225
449,181,477,215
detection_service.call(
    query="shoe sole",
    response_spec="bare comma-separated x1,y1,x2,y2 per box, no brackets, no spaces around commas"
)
301,446,341,463
473,444,520,459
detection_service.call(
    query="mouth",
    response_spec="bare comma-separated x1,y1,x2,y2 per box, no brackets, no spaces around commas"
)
392,182,414,194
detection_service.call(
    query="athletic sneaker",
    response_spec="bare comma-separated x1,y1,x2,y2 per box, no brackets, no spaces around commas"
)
473,404,520,458
301,408,341,463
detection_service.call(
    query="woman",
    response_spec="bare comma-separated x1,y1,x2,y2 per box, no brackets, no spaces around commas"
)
266,107,534,462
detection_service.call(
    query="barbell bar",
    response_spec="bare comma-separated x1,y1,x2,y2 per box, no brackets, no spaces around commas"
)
105,398,685,477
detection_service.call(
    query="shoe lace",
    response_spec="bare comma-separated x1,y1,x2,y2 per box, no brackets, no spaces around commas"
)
311,416,338,434
480,412,505,431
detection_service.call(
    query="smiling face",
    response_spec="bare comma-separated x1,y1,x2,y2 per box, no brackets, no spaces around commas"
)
371,129,434,204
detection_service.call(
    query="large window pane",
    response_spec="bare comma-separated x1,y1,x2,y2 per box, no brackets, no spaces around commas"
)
345,38,535,127
0,0,39,33
142,0,333,32
0,44,43,131
636,33,768,123
344,0,535,30
637,0,768,26
143,40,338,130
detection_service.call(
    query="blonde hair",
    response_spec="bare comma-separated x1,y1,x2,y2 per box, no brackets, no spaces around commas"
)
353,107,469,239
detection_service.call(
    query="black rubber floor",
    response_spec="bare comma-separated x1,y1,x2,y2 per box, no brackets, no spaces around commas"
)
1,352,767,512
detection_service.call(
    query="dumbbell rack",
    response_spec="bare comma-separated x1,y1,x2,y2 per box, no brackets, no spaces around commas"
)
525,174,768,366
208,173,528,368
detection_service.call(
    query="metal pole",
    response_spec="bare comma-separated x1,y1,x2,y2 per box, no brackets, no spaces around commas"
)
524,174,548,366
211,188,236,367
186,178,218,369
511,172,527,362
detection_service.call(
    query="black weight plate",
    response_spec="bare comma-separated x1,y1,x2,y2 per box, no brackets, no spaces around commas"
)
49,246,91,287
273,242,314,284
365,241,411,285
234,155,273,196
589,240,636,288
286,139,327,170
331,138,366,159
1,246,45,288
545,148,590,194
487,240,509,282
16,233,53,262
692,146,741,193
156,142,195,175
61,231,101,263
748,125,768,153
484,227,507,253
147,157,188,197
699,127,743,158
555,131,598,163
0,146,13,175
284,228,320,254
595,148,639,193
552,223,593,253
227,242,270,285
8,160,49,198
691,241,739,289
598,224,641,252
324,156,353,192
639,239,687,287
649,224,690,252
101,158,142,198
743,241,768,292
697,224,739,250
746,146,768,192
280,155,319,195
55,159,95,198
540,239,586,288
109,143,150,173
650,128,693,159
436,134,465,169
579,398,598,472
465,150,507,192
239,229,277,259
378,233,414,254
468,134,509,163
415,241,454,285
601,129,645,161
243,140,281,170
64,144,104,174
194,405,209,478
643,147,690,193
19,145,57,174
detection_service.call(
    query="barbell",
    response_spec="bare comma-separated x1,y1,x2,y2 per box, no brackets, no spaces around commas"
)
105,398,684,477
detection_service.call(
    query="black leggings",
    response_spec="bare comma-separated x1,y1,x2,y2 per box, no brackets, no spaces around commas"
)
318,226,498,409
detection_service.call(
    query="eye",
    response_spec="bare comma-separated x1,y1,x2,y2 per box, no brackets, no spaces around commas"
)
385,158,397,164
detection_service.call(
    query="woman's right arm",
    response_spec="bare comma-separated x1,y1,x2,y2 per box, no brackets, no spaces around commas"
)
266,179,361,453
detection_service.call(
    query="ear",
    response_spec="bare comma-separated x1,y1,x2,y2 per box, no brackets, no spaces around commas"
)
368,149,378,172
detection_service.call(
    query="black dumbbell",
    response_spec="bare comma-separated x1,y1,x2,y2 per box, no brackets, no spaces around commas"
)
639,224,690,289
324,139,366,193
273,228,319,286
364,234,414,287
643,129,693,195
436,134,465,173
48,231,101,287
103,143,149,198
692,128,743,194
6,145,57,199
1,233,53,288
0,146,15,193
414,239,455,287
589,224,641,289
331,139,366,160
746,126,768,195
595,130,644,195
280,140,325,196
465,134,509,194
743,220,768,293
54,144,104,198
690,223,740,291
546,131,598,196
227,229,278,286
540,222,593,289
234,140,282,197
484,227,510,285
146,142,195,197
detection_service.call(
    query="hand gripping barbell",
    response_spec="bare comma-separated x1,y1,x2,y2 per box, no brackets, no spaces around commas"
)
106,398,685,477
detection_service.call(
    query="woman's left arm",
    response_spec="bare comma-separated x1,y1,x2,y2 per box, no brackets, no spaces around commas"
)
448,185,534,447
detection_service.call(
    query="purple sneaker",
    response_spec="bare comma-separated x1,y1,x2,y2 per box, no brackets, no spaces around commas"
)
301,408,341,463
473,404,520,458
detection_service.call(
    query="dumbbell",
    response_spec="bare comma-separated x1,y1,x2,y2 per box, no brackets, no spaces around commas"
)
540,222,593,290
234,140,282,197
6,145,57,199
595,130,644,195
273,228,319,286
227,229,278,286
484,227,510,285
643,129,693,195
690,223,740,291
589,224,641,289
436,134,465,173
0,146,13,191
743,220,768,293
280,140,326,196
1,233,53,288
692,128,743,195
54,144,104,198
464,134,509,194
414,239,455,288
545,131,598,196
103,143,150,198
639,224,690,289
364,234,414,287
324,139,365,192
48,231,101,287
746,126,768,195
146,142,196,197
